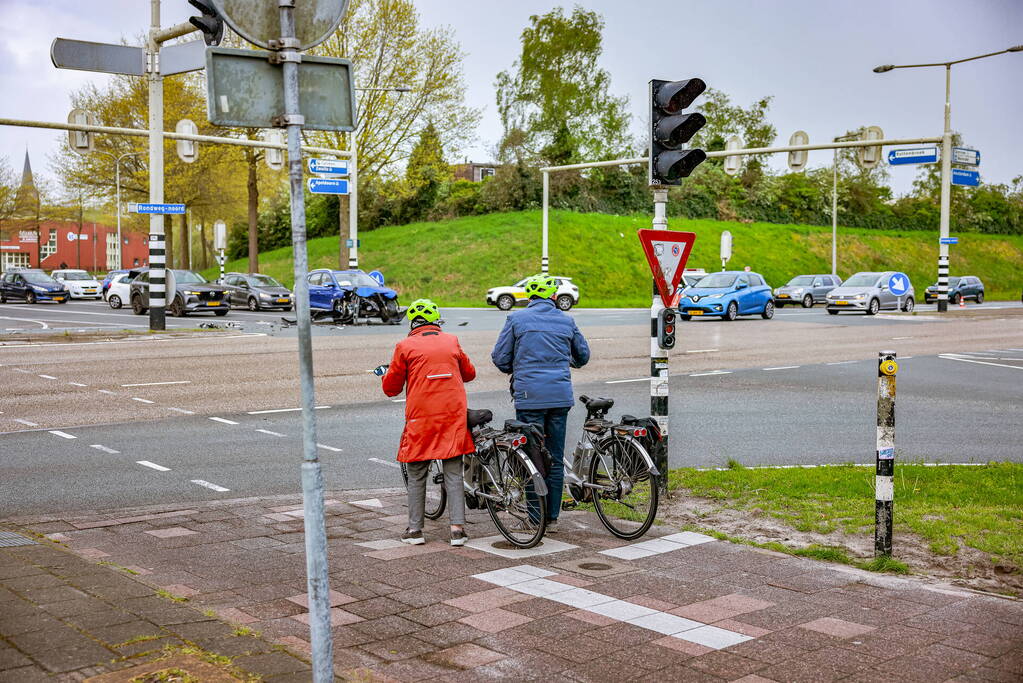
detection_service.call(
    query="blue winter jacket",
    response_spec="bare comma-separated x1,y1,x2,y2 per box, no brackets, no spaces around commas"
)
491,298,590,410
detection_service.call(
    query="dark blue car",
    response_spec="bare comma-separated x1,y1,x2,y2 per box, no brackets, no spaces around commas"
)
678,270,774,321
306,269,400,322
0,269,70,304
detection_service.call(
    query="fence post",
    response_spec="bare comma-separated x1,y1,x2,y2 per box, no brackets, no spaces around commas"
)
875,350,898,557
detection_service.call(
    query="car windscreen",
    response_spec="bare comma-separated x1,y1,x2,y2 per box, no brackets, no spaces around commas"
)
335,272,378,287
786,276,814,286
695,273,737,289
249,275,283,288
23,272,55,284
61,272,93,280
172,270,207,284
842,273,880,287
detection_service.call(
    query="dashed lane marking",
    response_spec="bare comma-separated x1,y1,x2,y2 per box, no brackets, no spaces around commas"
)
14,419,38,427
256,429,286,437
97,389,117,395
131,397,155,404
939,355,1023,371
689,371,732,377
89,445,119,454
826,360,857,365
0,333,266,350
12,368,32,373
605,377,649,384
121,381,191,387
247,406,330,414
49,430,76,439
209,417,239,425
37,374,57,380
317,443,342,452
191,479,230,492
763,366,799,371
68,382,88,387
685,349,719,353
368,458,400,469
167,407,195,415
137,461,170,471
391,398,406,403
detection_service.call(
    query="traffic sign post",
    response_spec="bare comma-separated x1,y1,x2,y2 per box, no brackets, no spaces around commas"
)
307,178,349,195
939,237,958,245
952,147,980,166
887,272,910,310
887,147,938,165
951,169,980,187
638,228,697,309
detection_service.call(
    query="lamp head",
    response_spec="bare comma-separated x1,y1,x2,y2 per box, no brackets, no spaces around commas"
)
1008,45,1023,52
873,64,895,73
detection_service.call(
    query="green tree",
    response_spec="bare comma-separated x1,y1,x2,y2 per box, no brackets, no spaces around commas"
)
398,122,450,221
694,88,776,184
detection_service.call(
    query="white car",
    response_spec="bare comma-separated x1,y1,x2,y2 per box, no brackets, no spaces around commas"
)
486,276,580,311
104,272,135,309
51,269,102,299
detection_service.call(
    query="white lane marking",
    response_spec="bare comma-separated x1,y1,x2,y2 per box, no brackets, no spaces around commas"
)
685,349,719,353
317,443,342,452
89,444,119,454
131,397,155,404
605,377,650,384
37,374,57,380
49,430,76,440
891,336,913,340
192,479,230,492
209,417,239,425
368,457,400,469
0,316,49,329
68,382,88,387
14,419,39,427
0,333,266,351
97,389,117,395
246,406,330,414
12,368,32,373
167,407,195,415
256,429,286,437
121,381,191,387
939,355,1023,371
137,460,170,471
826,360,857,365
392,398,406,403
689,371,732,377
763,366,799,371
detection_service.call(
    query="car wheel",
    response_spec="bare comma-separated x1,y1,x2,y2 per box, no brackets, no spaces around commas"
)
26,291,36,305
866,298,879,315
802,294,813,308
169,297,185,317
556,294,574,311
724,301,738,321
951,292,961,305
214,309,229,317
761,301,775,319
827,309,839,315
131,295,147,315
247,297,260,311
901,296,915,313
108,294,122,309
679,314,691,321
976,291,984,304
496,294,515,311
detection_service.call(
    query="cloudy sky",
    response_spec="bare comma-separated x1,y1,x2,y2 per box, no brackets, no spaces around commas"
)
1,0,1020,196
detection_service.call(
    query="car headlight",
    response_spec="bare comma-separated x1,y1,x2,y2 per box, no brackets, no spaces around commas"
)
853,293,866,300
31,285,47,292
792,288,804,294
706,293,725,299
259,292,273,299
183,290,200,296
773,288,779,295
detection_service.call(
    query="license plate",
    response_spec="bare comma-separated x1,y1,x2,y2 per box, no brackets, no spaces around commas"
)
54,297,65,301
690,310,704,315
835,300,848,305
276,298,289,303
206,301,221,306
778,294,789,298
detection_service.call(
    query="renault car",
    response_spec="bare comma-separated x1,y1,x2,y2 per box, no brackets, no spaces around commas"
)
678,270,774,321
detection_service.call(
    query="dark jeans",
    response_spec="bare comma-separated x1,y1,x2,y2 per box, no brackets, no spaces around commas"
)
515,407,570,522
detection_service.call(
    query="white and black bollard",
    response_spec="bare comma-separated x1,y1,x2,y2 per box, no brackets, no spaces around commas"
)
149,233,166,329
218,249,225,284
875,350,898,557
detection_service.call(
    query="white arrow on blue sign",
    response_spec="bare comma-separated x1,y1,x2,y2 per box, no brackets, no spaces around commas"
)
307,177,349,195
887,272,910,296
887,147,938,165
939,237,959,245
307,158,349,176
952,147,980,166
951,169,980,187
131,203,186,215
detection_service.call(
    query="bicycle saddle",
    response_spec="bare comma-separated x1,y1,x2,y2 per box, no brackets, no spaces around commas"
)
579,395,614,412
503,419,533,433
467,409,493,429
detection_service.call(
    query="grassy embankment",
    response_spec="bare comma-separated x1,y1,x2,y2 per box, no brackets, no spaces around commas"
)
202,211,1023,306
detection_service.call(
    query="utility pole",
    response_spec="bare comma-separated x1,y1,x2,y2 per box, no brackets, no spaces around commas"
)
147,0,166,329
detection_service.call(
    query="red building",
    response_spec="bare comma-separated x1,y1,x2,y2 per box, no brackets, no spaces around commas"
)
1,220,150,274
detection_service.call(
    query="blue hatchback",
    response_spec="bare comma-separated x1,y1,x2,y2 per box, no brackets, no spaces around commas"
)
678,270,774,321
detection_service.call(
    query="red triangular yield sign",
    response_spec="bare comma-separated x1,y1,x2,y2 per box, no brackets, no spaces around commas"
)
637,229,697,308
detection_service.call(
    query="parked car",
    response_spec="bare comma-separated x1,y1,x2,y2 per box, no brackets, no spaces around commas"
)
101,269,129,294
924,276,984,304
678,270,774,321
129,268,230,316
104,271,137,309
50,269,102,299
308,269,400,322
486,276,579,311
826,271,915,315
221,272,293,311
774,274,841,308
0,269,69,304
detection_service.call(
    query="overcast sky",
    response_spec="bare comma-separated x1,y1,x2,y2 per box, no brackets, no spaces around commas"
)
1,0,1020,197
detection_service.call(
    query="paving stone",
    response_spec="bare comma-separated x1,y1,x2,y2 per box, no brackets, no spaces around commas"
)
0,645,32,671
344,596,409,619
442,587,529,613
232,651,310,676
411,621,487,649
350,615,422,640
144,527,196,538
88,619,167,646
687,651,768,679
402,603,470,628
457,607,534,634
7,628,114,673
424,643,505,670
290,607,363,627
873,654,964,682
359,636,437,662
798,616,877,639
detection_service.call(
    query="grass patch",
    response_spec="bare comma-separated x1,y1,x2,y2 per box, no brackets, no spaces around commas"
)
116,634,164,647
667,462,1023,573
202,210,1023,306
155,589,188,603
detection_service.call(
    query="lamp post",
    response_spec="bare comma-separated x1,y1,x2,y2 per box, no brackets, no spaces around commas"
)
831,128,865,276
95,150,142,269
873,44,1022,312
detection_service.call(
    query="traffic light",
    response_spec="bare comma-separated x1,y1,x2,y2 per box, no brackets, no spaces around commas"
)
649,78,708,185
188,0,224,46
657,308,676,349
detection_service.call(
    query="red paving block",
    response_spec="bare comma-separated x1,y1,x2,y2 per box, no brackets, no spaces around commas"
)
549,574,594,588
144,527,197,538
160,584,198,598
798,616,876,639
671,601,742,623
424,643,506,670
289,607,363,627
651,635,714,657
442,587,529,613
564,609,618,627
285,590,358,608
712,618,772,638
214,607,259,624
457,607,534,634
628,594,678,612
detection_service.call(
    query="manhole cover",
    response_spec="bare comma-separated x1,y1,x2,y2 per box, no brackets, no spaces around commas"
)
0,531,37,547
578,562,612,571
491,540,543,550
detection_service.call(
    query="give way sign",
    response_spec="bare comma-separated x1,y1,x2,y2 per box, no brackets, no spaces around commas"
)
637,229,697,308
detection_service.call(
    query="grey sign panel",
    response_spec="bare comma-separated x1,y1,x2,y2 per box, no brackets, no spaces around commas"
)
161,40,206,76
51,38,145,76
212,0,348,50
205,47,356,132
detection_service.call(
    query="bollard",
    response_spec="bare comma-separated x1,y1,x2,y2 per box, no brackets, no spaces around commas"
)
875,350,898,557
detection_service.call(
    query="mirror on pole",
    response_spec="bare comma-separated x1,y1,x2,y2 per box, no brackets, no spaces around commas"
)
67,109,98,154
175,119,199,163
210,0,349,51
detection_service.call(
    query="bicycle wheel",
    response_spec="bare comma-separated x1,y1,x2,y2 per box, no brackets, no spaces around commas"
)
400,461,447,521
589,436,659,540
483,445,547,548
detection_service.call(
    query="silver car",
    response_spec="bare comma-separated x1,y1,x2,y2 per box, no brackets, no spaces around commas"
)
826,271,915,315
774,274,841,308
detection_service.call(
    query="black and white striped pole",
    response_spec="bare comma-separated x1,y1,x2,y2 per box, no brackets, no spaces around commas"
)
875,350,898,557
650,189,669,490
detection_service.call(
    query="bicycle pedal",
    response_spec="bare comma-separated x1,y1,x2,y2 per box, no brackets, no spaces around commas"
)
561,500,578,511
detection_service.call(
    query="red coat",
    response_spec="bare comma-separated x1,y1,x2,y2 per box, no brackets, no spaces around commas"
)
382,324,477,463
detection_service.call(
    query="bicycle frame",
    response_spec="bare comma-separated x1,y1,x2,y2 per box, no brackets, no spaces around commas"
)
466,427,548,503
565,420,658,502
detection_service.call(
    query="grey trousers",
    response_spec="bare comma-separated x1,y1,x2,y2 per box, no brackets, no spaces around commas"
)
406,456,465,531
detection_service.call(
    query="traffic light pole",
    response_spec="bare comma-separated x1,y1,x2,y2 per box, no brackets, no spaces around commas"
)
650,189,669,491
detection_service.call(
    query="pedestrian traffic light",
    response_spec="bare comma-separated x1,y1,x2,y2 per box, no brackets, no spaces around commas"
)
188,0,224,46
657,308,676,349
649,78,708,186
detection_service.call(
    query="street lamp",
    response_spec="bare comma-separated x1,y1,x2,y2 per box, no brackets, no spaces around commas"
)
873,44,1022,311
95,150,142,270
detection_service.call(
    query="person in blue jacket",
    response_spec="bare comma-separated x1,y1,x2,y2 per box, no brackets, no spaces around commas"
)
491,274,590,533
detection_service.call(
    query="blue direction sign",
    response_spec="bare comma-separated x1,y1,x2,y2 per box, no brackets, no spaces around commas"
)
131,203,186,215
887,272,910,296
307,158,349,176
940,237,959,245
887,147,938,165
368,270,385,286
951,169,980,187
307,178,349,195
952,147,980,166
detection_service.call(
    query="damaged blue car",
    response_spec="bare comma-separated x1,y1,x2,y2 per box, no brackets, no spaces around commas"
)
306,269,401,323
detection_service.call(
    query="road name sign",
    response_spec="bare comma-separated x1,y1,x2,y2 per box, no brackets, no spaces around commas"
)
887,147,938,165
637,229,697,308
308,178,350,195
951,169,980,187
940,237,959,245
308,158,349,176
50,38,145,76
130,203,186,215
952,147,980,166
887,272,910,296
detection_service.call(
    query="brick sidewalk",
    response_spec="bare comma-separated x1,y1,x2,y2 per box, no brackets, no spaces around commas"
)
3,489,1022,682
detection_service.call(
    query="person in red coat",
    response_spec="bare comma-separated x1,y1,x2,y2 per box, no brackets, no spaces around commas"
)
378,299,476,546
